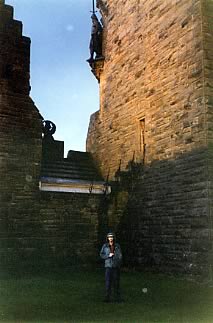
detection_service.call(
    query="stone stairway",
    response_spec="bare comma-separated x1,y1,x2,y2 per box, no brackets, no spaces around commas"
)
40,150,108,194
41,150,103,181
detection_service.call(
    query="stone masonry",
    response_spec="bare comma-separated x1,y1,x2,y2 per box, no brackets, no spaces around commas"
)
0,0,43,267
87,0,213,279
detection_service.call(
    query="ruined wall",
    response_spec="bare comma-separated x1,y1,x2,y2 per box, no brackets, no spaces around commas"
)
87,0,213,278
0,0,43,268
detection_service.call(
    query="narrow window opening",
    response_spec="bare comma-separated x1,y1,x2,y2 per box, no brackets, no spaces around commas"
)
139,118,146,164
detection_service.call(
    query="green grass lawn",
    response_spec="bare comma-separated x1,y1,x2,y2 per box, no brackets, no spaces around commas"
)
0,269,212,323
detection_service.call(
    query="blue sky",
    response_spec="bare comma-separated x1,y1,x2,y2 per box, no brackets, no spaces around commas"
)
8,0,99,154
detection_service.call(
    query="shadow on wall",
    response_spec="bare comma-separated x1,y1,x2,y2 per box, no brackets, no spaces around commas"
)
106,146,213,281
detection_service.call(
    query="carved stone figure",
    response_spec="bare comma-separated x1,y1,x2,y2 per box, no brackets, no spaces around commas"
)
42,120,56,140
87,14,103,62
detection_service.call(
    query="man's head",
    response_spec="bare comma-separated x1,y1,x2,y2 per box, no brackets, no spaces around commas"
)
107,232,115,243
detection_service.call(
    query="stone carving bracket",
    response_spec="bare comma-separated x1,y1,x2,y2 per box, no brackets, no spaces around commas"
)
88,57,105,82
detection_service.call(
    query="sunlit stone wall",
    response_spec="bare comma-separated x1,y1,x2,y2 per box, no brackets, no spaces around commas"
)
87,0,213,279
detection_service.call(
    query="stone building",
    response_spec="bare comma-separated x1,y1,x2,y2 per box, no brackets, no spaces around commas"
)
0,0,213,280
86,0,213,279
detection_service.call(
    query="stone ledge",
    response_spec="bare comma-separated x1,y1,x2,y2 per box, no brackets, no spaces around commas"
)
87,57,105,82
40,177,111,194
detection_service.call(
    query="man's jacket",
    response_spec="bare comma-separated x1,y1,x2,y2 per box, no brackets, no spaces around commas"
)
100,243,122,268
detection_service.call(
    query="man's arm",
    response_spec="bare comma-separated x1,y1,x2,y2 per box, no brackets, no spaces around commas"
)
100,244,110,260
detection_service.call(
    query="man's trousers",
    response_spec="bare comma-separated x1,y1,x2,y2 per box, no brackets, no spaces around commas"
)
105,267,120,300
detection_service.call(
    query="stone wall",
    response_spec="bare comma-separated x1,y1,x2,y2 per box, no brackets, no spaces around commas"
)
2,192,105,270
110,149,210,278
37,192,106,268
202,0,213,276
88,0,206,176
87,0,213,279
0,1,104,271
0,189,105,270
0,1,43,269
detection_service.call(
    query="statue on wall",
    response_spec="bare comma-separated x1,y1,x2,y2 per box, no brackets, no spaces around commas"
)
87,13,104,62
42,120,56,141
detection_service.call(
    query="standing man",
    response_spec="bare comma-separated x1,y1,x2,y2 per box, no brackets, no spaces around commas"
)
100,232,122,302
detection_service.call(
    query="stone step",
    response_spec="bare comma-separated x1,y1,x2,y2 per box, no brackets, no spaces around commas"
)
41,164,100,175
67,150,94,161
41,172,100,181
41,165,98,174
42,160,95,169
41,168,102,181
41,151,103,182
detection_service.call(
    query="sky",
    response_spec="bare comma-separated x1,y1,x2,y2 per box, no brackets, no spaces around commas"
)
7,0,100,155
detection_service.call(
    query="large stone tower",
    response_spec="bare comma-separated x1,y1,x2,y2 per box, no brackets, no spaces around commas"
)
0,0,42,267
87,0,213,279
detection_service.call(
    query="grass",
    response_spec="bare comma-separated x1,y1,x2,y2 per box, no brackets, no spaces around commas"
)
0,269,212,323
